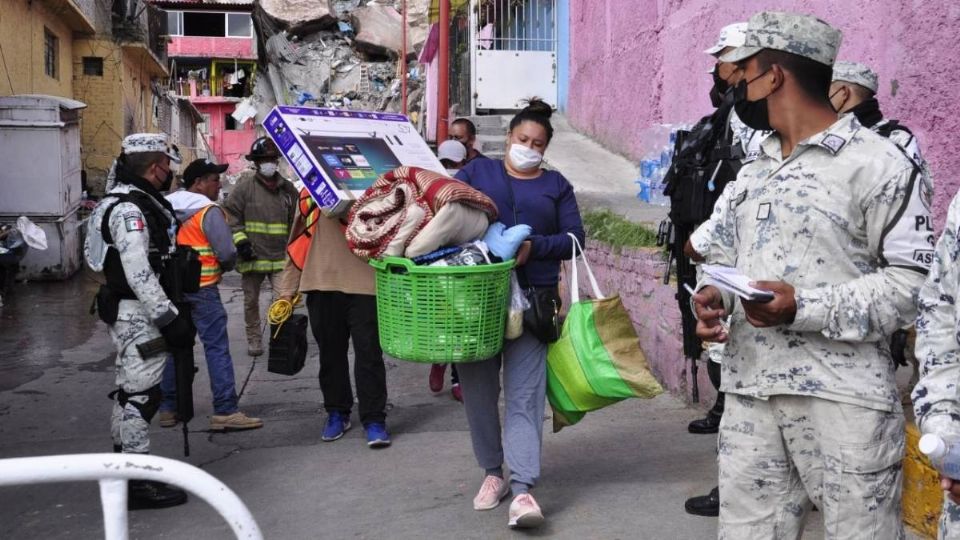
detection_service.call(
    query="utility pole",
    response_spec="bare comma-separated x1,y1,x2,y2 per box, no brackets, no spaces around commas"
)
401,0,408,116
437,0,450,142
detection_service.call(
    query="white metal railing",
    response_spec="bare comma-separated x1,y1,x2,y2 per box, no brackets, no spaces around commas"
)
0,453,263,540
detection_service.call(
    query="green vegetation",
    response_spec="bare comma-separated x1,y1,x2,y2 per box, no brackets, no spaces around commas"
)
582,209,660,250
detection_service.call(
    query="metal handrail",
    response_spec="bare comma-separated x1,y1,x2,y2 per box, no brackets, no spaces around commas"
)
0,453,263,540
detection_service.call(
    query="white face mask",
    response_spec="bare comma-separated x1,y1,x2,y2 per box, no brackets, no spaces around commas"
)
508,144,543,171
258,162,278,177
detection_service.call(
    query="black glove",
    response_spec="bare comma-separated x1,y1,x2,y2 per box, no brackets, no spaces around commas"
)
236,240,254,261
160,309,196,349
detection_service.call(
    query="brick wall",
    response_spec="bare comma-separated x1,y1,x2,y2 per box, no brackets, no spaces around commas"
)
72,39,160,194
72,38,123,193
0,0,76,98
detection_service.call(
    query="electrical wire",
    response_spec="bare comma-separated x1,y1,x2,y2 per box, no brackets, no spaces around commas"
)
267,293,302,339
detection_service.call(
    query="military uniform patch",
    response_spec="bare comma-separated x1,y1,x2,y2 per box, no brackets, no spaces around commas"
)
123,212,145,232
821,134,847,154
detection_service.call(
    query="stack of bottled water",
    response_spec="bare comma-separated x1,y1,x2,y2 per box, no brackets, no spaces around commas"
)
636,127,683,207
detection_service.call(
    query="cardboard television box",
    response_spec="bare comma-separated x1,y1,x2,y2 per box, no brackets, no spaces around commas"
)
263,106,445,216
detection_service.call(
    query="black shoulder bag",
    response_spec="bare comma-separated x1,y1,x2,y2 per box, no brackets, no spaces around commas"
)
501,168,562,344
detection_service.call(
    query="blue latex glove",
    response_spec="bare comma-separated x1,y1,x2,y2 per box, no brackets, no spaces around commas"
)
483,222,533,260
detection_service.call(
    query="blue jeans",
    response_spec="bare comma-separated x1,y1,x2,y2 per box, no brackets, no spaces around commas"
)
160,285,239,415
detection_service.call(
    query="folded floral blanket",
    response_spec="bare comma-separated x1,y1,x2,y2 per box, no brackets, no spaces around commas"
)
346,166,498,259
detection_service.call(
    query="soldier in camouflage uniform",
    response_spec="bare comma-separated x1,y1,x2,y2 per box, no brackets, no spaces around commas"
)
913,194,960,540
690,12,934,538
831,60,935,401
85,134,196,510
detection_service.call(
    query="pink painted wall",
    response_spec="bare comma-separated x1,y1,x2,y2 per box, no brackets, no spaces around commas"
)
194,100,255,174
561,244,716,406
168,36,255,60
568,1,960,226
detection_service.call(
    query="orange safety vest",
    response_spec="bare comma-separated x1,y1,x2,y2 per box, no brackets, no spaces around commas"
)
177,205,222,287
286,189,321,271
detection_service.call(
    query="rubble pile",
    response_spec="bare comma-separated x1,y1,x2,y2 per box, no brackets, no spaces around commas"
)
243,0,431,123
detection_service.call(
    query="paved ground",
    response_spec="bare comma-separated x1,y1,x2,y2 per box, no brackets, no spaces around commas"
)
544,114,669,226
0,271,882,538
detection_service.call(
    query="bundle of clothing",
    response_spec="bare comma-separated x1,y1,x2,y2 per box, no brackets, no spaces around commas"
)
345,166,498,259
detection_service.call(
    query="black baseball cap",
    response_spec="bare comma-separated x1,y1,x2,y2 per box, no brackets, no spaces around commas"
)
183,158,229,187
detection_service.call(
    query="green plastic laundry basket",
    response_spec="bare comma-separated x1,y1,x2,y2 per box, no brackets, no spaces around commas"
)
370,256,514,363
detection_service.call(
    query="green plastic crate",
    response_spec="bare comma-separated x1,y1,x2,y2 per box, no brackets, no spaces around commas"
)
370,256,514,363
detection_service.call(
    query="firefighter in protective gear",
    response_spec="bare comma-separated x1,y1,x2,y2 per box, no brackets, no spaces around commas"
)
223,137,298,356
160,159,264,431
84,133,192,510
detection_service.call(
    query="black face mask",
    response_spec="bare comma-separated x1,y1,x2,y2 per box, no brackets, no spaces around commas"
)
709,67,729,108
732,69,774,132
159,167,174,191
828,89,844,114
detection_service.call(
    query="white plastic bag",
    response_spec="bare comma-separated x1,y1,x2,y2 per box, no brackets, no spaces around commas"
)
16,216,47,250
505,271,530,340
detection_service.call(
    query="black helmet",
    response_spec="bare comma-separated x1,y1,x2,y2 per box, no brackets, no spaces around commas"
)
246,137,280,161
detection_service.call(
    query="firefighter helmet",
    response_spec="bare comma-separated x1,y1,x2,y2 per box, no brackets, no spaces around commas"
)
245,137,280,161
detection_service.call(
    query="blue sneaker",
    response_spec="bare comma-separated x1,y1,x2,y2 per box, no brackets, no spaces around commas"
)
321,411,351,442
364,422,391,448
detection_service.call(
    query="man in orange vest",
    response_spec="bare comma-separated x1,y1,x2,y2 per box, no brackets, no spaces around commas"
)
159,159,263,432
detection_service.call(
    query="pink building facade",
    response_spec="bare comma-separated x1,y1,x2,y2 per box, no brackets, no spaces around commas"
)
155,1,258,173
567,0,960,226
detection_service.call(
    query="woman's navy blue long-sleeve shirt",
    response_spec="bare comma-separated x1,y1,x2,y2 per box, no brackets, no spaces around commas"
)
455,158,585,288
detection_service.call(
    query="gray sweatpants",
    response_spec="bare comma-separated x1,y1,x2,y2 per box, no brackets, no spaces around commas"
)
457,331,547,489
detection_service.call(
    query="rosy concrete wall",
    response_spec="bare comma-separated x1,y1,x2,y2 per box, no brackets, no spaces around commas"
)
562,244,716,406
194,100,256,173
568,1,960,226
169,36,255,60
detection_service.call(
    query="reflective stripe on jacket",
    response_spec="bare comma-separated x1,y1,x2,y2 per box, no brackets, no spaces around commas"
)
178,205,221,286
223,171,298,274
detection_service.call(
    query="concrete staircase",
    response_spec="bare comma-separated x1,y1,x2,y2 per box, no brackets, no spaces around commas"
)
461,115,509,159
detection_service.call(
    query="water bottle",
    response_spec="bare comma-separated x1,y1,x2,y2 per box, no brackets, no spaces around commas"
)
658,167,670,207
638,160,654,203
637,166,650,203
919,434,960,479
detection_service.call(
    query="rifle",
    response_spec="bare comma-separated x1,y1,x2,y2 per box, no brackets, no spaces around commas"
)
137,331,196,457
661,128,707,403
142,247,200,457
658,217,704,403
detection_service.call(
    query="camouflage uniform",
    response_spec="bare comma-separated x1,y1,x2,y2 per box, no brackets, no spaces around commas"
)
913,194,960,540
85,136,180,454
699,12,934,538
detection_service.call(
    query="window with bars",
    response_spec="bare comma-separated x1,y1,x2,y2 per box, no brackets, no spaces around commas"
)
44,28,59,79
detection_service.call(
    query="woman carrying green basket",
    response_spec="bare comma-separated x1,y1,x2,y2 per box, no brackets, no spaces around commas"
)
453,99,585,530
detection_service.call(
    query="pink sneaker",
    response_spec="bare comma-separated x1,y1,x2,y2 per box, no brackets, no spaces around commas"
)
429,364,447,393
473,475,509,511
508,493,544,529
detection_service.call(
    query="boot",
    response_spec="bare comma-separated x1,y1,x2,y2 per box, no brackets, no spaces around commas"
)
688,412,721,434
128,480,188,510
684,486,719,517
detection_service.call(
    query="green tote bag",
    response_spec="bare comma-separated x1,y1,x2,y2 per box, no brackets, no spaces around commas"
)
546,234,664,431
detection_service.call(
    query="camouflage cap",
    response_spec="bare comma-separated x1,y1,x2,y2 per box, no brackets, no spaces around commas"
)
121,133,182,163
704,22,748,56
719,11,842,67
831,60,879,93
